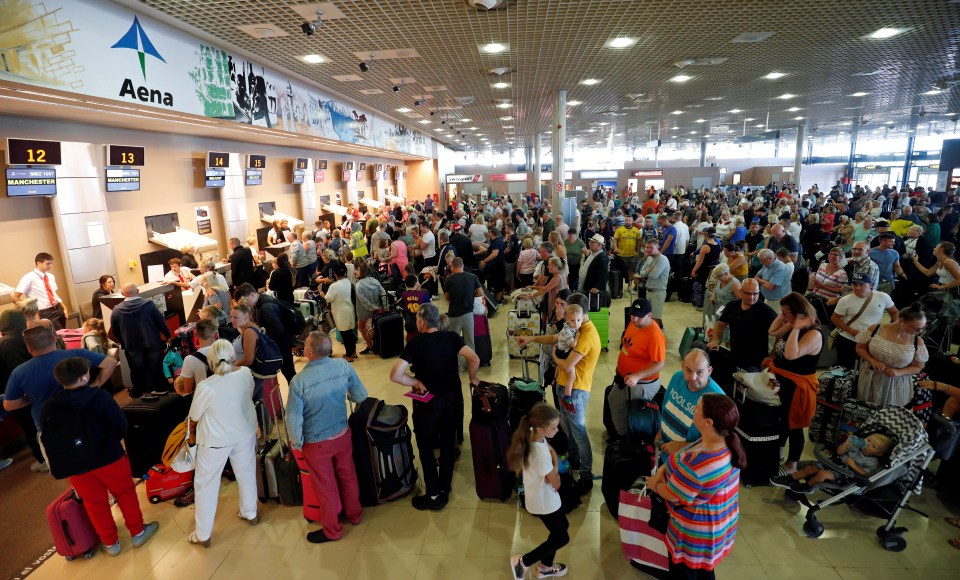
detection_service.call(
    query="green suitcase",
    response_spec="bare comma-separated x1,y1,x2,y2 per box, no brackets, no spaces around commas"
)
588,308,610,351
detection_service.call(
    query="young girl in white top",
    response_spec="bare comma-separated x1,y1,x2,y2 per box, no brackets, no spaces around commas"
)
508,403,569,579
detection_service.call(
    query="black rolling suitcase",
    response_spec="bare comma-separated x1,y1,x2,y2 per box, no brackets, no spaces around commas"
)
601,440,654,518
372,310,404,358
474,314,493,366
349,398,417,507
608,267,624,299
508,358,545,437
470,381,514,500
123,393,192,477
735,397,781,486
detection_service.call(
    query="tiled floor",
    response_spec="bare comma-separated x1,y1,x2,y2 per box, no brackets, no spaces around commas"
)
28,293,960,579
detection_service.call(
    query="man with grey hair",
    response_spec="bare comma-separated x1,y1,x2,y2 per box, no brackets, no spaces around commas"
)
287,331,368,543
755,248,791,311
443,257,483,355
110,283,170,397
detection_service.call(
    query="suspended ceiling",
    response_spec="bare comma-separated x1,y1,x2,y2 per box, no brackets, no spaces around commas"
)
126,0,960,153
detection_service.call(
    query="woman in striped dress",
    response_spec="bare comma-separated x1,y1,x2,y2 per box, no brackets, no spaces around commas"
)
647,393,744,579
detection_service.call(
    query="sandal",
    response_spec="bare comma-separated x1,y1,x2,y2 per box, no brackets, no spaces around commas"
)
187,532,211,548
949,537,960,550
946,516,960,529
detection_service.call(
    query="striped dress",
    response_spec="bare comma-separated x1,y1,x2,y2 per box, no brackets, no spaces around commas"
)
663,443,740,570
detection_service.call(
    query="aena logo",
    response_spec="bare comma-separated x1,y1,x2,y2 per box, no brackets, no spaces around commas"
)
111,15,173,106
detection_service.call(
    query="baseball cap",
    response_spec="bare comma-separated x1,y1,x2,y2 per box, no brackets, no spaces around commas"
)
451,223,463,232
851,271,874,285
875,219,890,227
589,233,605,245
751,217,761,223
629,299,653,318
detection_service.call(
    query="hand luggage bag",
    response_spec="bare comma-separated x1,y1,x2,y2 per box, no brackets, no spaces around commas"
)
349,398,417,507
296,299,318,320
171,323,198,355
618,488,670,578
473,314,493,366
272,388,303,507
508,358,545,436
816,324,838,368
609,268,624,299
734,397,781,486
292,449,326,522
471,381,510,425
47,488,100,561
678,327,706,359
483,287,500,317
56,328,84,350
602,440,654,518
676,276,693,303
507,308,541,359
257,439,282,503
587,307,610,351
372,310,404,359
469,419,515,501
123,392,192,477
293,287,310,302
144,464,194,504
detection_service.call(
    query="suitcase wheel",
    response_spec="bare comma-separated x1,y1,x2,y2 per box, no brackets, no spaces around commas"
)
149,495,161,504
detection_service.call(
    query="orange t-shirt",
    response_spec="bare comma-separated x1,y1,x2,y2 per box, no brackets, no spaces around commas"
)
616,322,666,380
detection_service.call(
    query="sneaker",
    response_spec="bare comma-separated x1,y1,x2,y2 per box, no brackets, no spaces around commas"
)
30,461,50,473
306,530,334,544
536,563,568,578
359,348,374,355
510,554,529,580
132,521,159,548
575,477,593,496
411,493,447,511
769,475,795,488
0,458,12,471
789,482,814,495
238,512,260,526
102,542,121,557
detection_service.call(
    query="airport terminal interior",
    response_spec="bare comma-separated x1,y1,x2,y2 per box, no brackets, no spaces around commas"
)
1,0,960,579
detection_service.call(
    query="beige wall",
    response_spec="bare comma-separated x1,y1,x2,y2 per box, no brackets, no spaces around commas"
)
405,159,440,201
0,115,435,306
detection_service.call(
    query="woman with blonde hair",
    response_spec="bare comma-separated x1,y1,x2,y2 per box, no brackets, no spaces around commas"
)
187,339,259,547
548,230,567,262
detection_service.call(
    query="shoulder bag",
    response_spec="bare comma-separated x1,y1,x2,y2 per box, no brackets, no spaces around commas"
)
830,292,874,349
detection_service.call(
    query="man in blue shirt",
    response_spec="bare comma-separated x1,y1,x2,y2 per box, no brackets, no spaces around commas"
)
286,331,368,544
657,348,724,454
4,326,116,432
869,233,906,296
755,248,792,311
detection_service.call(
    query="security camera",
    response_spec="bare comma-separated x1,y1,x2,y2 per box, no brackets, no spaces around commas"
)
441,120,446,125
429,111,436,116
301,22,316,35
392,85,400,93
414,100,422,106
359,62,369,72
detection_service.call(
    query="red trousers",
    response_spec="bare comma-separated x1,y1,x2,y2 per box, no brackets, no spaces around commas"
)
69,455,145,546
301,430,362,540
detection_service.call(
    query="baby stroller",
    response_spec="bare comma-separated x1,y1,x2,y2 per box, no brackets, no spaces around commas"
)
785,405,935,552
918,290,960,353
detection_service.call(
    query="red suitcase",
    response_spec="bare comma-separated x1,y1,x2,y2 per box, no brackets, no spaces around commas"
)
56,328,84,350
47,488,100,560
292,449,327,523
144,464,194,504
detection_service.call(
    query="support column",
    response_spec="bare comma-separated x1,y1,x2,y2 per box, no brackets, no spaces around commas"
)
524,146,533,171
846,128,859,192
794,123,805,189
699,139,707,167
534,135,543,203
901,134,916,191
773,130,782,158
552,90,566,210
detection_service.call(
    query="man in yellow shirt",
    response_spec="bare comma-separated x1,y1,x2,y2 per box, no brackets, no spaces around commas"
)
613,215,643,280
552,293,602,494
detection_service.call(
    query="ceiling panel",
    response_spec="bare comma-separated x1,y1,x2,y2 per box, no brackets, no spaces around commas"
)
134,0,960,153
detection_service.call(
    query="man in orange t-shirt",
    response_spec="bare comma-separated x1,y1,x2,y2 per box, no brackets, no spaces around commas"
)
607,299,666,439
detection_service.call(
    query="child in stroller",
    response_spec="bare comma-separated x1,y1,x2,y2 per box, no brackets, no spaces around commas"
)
771,433,893,493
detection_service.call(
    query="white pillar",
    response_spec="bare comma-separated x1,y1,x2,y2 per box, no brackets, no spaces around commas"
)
300,159,317,228
552,91,566,210
534,135,543,203
794,123,806,189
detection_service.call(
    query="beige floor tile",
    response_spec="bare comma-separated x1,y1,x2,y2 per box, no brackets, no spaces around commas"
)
739,514,831,566
484,508,544,558
835,568,924,580
722,531,761,566
209,545,291,579
762,565,843,580
348,551,421,578
420,507,489,556
716,564,769,580
415,555,489,580
142,540,231,580
357,504,430,554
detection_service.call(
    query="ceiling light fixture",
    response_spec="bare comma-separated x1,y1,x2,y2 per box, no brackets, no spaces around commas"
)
481,42,508,54
745,117,755,121
396,107,412,113
605,37,637,49
729,109,743,113
418,120,430,124
924,89,942,95
777,93,796,99
493,82,510,89
670,74,692,83
787,107,801,112
581,79,601,85
671,110,683,115
496,103,512,109
567,100,582,106
764,72,787,80
793,116,804,120
866,27,909,39
850,91,869,97
695,118,706,123
755,123,765,127
300,54,327,64
500,116,513,120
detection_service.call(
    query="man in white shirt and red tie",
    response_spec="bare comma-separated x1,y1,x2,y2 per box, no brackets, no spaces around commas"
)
163,258,195,290
13,253,67,330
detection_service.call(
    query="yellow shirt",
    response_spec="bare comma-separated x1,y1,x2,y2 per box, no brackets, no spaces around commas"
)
557,320,602,393
614,226,643,257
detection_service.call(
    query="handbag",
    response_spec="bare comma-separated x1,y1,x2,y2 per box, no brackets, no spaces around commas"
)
732,369,782,406
618,486,670,579
170,421,197,473
473,296,486,316
830,291,874,349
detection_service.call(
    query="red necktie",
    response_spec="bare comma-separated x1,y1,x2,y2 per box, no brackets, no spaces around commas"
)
178,272,185,283
43,274,55,306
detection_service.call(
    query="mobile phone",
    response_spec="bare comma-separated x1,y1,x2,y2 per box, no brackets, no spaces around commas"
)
404,390,434,403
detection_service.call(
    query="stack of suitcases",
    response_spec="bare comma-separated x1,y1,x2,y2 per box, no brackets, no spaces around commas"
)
809,366,857,446
733,379,781,487
469,382,515,501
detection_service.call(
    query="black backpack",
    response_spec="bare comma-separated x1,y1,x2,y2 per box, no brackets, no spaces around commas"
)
39,392,108,479
276,299,307,335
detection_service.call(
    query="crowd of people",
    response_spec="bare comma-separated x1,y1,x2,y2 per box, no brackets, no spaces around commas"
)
2,179,960,575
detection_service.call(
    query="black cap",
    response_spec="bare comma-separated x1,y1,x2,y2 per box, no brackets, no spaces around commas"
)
629,299,653,318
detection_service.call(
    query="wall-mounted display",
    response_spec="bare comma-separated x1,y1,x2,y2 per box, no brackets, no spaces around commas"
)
345,161,355,171
293,169,305,184
207,151,229,168
248,154,266,169
314,170,325,183
205,168,225,187
6,138,62,165
295,157,308,170
5,168,57,197
105,168,140,191
107,144,145,166
317,159,328,170
358,162,367,171
245,169,262,186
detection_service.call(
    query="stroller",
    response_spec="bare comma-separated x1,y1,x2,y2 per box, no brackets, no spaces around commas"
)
785,405,936,552
918,290,960,353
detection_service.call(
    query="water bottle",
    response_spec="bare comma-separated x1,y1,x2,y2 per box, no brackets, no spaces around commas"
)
849,436,867,450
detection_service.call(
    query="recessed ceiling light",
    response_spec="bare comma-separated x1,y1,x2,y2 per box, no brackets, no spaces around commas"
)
615,132,624,136
466,126,477,130
670,74,692,83
500,116,513,120
729,109,743,113
745,117,755,121
840,121,852,126
793,116,804,120
503,126,514,129
689,131,697,134
695,118,707,123
671,110,683,115
493,82,510,89
396,107,412,113
787,107,801,112
764,72,787,80
497,103,514,109
885,120,894,124
581,79,601,85
924,89,942,95
476,133,485,136
567,100,582,106
605,37,637,49
727,130,736,133
755,123,765,127
597,122,609,126
777,93,796,99
299,54,327,64
460,118,472,122
850,92,869,97
481,42,508,54
418,120,430,124
866,27,909,39
705,96,725,101
669,127,678,131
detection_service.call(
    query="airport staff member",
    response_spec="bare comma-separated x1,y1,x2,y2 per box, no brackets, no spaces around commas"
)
13,252,67,330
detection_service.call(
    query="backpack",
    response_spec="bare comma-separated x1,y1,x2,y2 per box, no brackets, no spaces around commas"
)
276,299,307,335
39,392,107,479
247,327,283,378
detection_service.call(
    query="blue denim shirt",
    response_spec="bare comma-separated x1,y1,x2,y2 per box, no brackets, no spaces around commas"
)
286,358,368,447
759,260,791,301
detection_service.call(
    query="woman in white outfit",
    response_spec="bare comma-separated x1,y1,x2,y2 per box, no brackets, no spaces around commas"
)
188,339,260,547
